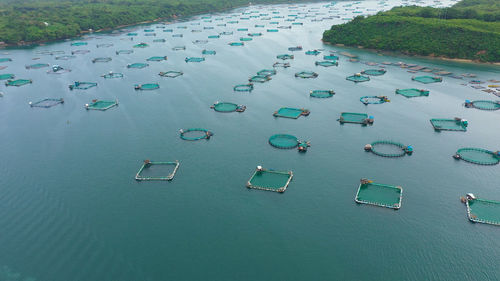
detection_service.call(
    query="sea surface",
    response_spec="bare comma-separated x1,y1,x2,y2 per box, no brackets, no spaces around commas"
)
1,0,499,280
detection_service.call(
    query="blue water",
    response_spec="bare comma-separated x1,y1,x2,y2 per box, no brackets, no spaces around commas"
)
1,0,500,280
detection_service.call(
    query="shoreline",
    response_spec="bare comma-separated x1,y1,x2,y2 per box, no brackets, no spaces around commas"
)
322,41,500,66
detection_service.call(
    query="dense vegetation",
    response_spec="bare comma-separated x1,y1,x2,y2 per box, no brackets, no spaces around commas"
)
323,0,500,62
0,0,316,45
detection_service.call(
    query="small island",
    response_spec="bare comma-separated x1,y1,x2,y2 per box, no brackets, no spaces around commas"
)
322,0,500,63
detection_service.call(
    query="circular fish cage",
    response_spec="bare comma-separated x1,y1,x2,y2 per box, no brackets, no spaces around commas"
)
366,141,413,157
454,148,500,165
211,102,246,113
179,128,213,141
233,84,254,92
269,134,299,149
361,69,386,76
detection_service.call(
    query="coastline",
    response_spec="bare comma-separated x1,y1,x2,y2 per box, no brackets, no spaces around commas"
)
322,41,500,66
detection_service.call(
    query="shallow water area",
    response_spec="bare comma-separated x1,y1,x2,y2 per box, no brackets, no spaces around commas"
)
1,0,500,280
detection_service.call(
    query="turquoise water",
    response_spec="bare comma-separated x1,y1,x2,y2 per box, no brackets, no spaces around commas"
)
1,0,500,280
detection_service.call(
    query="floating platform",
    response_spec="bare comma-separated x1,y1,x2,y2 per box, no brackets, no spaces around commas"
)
135,160,180,181
463,194,500,226
127,63,149,69
310,90,335,98
179,128,213,141
211,102,246,113
273,107,310,119
338,112,373,125
453,148,500,165
295,71,318,79
134,83,159,90
395,88,429,98
360,96,390,105
69,81,97,90
464,100,500,111
361,69,386,76
159,71,183,78
364,141,413,157
355,179,402,209
430,118,468,131
5,79,32,87
246,166,293,193
85,99,118,111
233,84,254,92
412,75,442,84
346,73,370,83
29,98,64,108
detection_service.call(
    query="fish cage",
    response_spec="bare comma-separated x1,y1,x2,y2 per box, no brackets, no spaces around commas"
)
346,73,370,83
208,35,220,39
85,99,118,111
395,88,429,98
246,166,293,193
96,43,113,48
202,50,216,55
364,141,413,157
295,71,318,79
288,46,303,51
248,33,262,37
179,128,213,141
338,112,373,125
430,118,468,131
220,31,233,36
355,179,403,209
361,69,386,76
453,148,500,165
70,42,87,46
193,40,208,45
277,54,294,60
127,63,149,69
233,83,254,92
268,134,299,149
127,33,138,36
135,160,180,181
310,90,335,98
273,62,290,68
412,76,442,84
267,29,279,32
323,55,339,60
464,100,500,111
116,50,134,55
257,69,276,76
144,33,156,37
102,72,124,79
69,81,97,90
249,75,271,83
0,74,15,80
172,46,186,51
360,96,390,105
0,58,12,63
29,98,64,108
464,195,500,226
153,39,166,43
147,56,168,62
92,57,112,63
134,83,160,90
315,60,338,67
229,42,244,46
240,37,253,42
159,71,183,78
172,34,183,38
237,28,249,31
133,43,149,48
5,79,32,87
25,63,49,69
273,107,310,119
47,65,71,74
55,55,76,60
185,57,205,63
211,102,246,113
305,50,321,56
